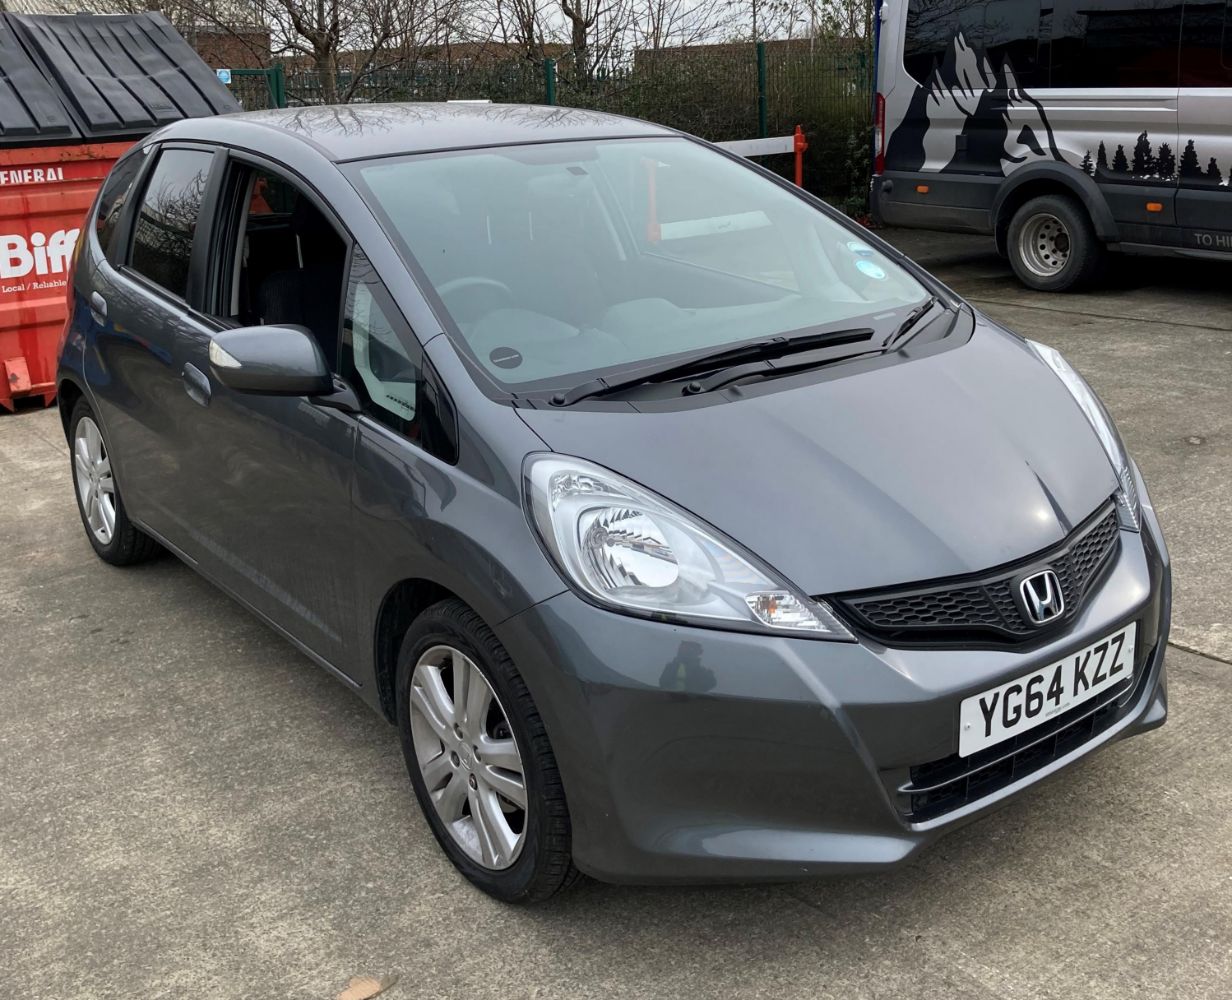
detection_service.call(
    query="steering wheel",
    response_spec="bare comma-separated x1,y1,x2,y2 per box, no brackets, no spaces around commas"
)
436,276,515,313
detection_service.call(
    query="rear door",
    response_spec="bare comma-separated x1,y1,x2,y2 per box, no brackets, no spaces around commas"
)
1177,0,1232,251
86,143,222,545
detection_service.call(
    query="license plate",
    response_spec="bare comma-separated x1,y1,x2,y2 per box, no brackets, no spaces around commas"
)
958,623,1137,757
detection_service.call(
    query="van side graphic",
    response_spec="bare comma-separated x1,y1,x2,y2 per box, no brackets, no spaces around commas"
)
873,0,1232,289
886,30,1229,191
886,32,1061,176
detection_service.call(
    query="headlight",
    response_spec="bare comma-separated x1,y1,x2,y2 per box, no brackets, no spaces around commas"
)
524,454,853,639
1027,340,1140,531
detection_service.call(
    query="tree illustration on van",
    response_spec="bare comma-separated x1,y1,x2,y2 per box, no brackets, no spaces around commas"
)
1179,140,1202,180
1081,150,1093,176
1157,143,1176,180
1096,142,1108,172
1131,132,1155,176
1112,145,1129,173
1206,158,1223,185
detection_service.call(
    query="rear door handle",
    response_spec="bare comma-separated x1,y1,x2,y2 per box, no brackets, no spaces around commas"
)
182,362,211,407
89,291,107,324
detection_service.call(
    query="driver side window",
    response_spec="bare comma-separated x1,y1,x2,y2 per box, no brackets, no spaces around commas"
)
342,250,457,462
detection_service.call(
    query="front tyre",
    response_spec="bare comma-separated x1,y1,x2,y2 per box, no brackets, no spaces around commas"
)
68,398,160,565
395,599,578,903
1007,194,1106,292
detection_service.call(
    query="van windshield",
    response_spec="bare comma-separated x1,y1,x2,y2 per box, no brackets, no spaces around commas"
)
351,137,927,393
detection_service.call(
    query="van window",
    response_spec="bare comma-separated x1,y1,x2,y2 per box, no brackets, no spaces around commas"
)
904,0,1185,89
903,0,988,85
1180,0,1232,86
1047,0,1183,88
982,0,1042,83
129,148,213,300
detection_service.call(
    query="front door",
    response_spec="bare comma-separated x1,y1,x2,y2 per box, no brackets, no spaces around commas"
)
175,157,360,676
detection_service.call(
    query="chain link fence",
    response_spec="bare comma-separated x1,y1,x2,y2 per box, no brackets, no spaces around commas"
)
225,42,873,206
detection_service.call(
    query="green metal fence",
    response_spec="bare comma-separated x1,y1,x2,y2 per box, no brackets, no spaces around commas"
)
223,42,872,203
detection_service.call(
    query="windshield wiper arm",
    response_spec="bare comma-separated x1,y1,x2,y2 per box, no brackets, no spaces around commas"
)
551,326,875,406
885,296,938,349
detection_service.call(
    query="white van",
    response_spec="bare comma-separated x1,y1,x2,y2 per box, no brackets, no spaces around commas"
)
872,0,1231,290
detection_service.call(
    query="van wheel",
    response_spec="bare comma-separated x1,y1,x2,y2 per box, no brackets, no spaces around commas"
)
1007,194,1105,291
395,599,579,903
69,398,161,565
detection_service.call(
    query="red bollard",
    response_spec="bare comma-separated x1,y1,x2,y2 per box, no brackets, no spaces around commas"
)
793,125,808,188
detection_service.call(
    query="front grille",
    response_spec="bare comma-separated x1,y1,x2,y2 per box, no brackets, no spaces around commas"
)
891,642,1155,823
831,502,1120,646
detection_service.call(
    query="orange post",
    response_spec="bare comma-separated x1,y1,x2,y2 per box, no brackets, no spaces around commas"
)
793,126,808,188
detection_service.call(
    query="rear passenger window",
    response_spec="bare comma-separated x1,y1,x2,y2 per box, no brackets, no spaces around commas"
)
93,150,146,263
1046,0,1183,88
129,148,213,299
904,0,1184,89
1180,0,1232,87
982,0,1042,84
903,0,988,85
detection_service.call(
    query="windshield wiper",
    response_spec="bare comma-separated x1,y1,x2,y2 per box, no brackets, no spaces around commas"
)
550,326,875,406
885,295,939,349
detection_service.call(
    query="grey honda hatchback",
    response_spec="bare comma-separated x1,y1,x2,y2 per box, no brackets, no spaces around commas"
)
58,104,1169,903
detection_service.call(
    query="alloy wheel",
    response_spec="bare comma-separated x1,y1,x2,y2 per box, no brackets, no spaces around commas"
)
74,416,116,546
408,644,528,870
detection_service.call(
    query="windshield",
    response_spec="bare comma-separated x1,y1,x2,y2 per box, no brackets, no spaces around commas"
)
352,137,927,393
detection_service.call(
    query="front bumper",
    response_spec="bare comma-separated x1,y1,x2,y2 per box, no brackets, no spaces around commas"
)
498,493,1170,884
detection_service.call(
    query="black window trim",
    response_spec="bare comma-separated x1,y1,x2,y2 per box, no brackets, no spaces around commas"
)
118,140,225,313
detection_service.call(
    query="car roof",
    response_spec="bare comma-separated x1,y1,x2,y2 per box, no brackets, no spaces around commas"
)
157,102,676,162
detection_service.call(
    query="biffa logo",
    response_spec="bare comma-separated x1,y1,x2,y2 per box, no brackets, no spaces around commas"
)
1,229,79,279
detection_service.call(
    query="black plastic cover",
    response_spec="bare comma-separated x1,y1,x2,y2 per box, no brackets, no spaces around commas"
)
3,12,239,144
0,17,77,141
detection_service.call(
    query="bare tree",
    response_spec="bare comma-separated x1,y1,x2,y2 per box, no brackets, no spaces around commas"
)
632,0,735,52
490,0,554,59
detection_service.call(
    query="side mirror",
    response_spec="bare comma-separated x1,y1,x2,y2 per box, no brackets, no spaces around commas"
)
208,324,333,396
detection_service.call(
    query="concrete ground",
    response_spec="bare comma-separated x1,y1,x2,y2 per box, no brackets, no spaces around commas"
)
2,230,1230,1000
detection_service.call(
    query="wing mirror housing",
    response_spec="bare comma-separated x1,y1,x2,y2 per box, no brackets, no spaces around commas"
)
208,325,334,396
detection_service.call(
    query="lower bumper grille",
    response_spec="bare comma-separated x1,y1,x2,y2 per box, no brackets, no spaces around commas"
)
894,639,1156,823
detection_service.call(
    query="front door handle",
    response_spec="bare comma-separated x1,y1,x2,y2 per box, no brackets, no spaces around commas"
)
89,291,107,324
182,362,211,407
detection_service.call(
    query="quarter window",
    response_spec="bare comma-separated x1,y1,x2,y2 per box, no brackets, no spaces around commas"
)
94,149,146,263
129,148,213,299
341,251,457,462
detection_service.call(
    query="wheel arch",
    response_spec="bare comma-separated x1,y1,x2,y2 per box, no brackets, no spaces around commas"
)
993,164,1117,255
371,577,460,723
55,376,85,441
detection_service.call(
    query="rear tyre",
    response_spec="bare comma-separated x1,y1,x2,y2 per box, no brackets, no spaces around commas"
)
1007,194,1105,292
395,599,578,903
68,398,160,566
